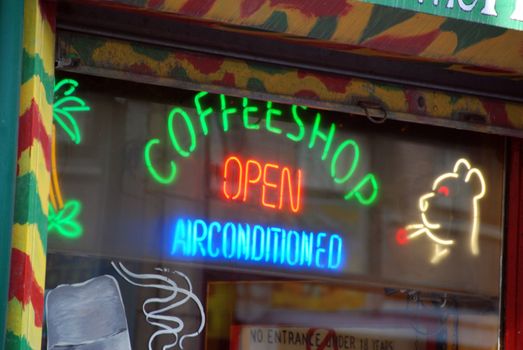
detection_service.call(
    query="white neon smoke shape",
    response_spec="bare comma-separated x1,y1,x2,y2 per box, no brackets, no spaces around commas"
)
402,158,486,264
112,262,206,350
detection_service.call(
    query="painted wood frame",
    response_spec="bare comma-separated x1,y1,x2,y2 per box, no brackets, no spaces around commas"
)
505,139,523,350
81,0,523,77
58,31,523,136
5,1,55,349
3,1,520,349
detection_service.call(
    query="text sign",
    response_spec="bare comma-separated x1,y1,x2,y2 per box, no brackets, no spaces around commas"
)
170,217,345,271
363,0,523,31
231,326,418,350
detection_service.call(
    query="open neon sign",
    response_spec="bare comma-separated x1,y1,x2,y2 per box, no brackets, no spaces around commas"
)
144,92,379,207
223,156,303,213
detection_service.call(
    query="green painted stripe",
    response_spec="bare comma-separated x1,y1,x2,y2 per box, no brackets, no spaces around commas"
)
440,18,506,53
246,62,288,75
308,16,338,40
13,173,47,251
21,49,54,104
1,0,24,347
360,6,416,42
131,42,170,61
246,78,267,92
5,331,33,350
260,11,288,33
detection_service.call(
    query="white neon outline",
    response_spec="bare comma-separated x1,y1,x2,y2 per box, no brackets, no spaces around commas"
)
403,158,486,264
421,213,442,230
407,227,454,245
418,193,435,212
431,245,450,264
431,173,458,191
111,262,206,350
453,158,471,173
466,168,486,255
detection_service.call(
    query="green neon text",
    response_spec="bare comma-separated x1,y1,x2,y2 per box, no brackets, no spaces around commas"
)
145,93,379,206
168,107,196,158
331,139,360,184
243,98,260,130
266,101,283,135
144,138,177,185
286,105,306,142
195,91,213,136
309,113,336,161
220,94,238,132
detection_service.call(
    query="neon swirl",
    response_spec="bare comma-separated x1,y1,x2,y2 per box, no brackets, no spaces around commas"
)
111,262,206,350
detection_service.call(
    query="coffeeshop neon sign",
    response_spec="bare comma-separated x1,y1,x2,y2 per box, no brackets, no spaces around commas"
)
144,92,379,207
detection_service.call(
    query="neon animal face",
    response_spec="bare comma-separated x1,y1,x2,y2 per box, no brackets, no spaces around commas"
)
396,159,486,264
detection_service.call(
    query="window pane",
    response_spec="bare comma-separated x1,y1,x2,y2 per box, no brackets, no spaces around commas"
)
44,74,504,350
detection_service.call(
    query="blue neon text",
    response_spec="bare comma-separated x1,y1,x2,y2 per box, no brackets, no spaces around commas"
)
170,218,345,271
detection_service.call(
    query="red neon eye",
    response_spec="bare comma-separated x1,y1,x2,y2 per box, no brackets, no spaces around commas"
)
438,186,450,197
395,228,409,246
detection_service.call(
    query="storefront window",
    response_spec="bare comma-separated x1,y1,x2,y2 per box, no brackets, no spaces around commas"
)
44,74,505,350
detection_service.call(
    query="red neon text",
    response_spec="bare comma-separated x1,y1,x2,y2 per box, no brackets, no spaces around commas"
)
223,156,303,213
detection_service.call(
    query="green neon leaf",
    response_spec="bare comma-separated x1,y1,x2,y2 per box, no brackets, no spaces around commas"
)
53,78,90,144
48,200,83,239
53,109,82,145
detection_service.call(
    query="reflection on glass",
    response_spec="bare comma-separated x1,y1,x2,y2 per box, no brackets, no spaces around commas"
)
43,74,504,350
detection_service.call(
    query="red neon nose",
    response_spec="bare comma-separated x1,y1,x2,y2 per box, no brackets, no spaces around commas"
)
396,228,409,245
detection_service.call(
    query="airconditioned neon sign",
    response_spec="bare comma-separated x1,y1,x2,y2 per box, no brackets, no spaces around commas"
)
144,92,379,207
170,217,345,271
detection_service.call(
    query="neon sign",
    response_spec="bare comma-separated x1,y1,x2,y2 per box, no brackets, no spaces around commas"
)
48,200,83,239
170,217,345,271
144,92,379,207
223,155,303,213
49,78,90,239
396,158,486,264
53,79,90,145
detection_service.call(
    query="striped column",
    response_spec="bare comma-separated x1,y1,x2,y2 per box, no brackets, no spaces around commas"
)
6,0,55,349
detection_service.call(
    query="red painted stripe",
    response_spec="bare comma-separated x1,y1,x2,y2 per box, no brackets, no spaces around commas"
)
212,72,236,87
295,89,319,99
177,52,225,74
505,140,522,350
180,0,216,16
17,99,51,174
39,0,56,32
481,100,510,128
8,248,44,327
271,0,351,17
297,70,349,93
241,0,265,18
364,29,441,57
148,0,166,8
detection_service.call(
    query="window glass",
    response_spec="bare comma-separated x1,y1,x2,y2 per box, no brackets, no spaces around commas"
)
44,74,504,350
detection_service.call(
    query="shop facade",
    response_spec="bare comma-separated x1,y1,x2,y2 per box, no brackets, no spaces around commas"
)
2,1,523,349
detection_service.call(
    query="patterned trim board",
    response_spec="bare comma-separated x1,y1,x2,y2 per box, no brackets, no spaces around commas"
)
6,0,55,349
58,32,523,135
83,0,523,76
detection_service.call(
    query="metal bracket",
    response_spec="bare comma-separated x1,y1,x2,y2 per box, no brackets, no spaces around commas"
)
358,101,388,124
